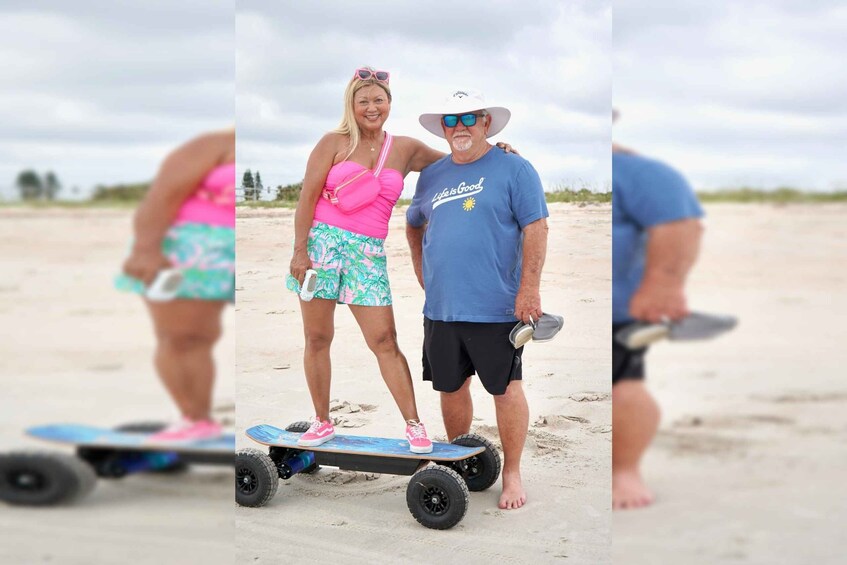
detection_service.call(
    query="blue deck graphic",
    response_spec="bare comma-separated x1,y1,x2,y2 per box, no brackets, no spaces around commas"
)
27,424,234,453
246,424,484,461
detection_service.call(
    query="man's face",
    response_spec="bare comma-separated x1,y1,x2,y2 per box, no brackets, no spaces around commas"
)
441,110,490,153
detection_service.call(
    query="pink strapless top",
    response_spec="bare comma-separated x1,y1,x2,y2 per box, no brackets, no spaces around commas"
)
313,141,403,240
174,162,235,228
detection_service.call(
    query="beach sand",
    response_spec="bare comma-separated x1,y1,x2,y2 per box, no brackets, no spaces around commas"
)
5,203,835,563
0,208,236,565
234,202,612,564
612,203,847,564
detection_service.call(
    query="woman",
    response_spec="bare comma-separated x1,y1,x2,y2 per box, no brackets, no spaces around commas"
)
287,67,512,453
116,129,235,441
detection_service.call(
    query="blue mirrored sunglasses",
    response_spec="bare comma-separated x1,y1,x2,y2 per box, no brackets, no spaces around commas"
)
442,113,487,128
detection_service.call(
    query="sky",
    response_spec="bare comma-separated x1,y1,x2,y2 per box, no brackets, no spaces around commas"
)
236,0,612,198
614,0,847,191
0,1,234,200
4,1,843,201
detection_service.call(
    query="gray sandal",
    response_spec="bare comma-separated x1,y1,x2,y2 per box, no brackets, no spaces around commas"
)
615,312,738,349
509,313,564,349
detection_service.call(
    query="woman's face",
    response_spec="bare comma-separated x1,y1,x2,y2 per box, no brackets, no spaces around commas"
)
353,84,391,134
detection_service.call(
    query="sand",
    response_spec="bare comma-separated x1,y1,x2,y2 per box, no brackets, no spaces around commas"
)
5,203,835,563
5,203,840,564
234,202,612,564
0,208,235,565
612,203,847,564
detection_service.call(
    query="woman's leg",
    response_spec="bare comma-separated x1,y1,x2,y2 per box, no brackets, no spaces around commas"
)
348,304,419,422
144,299,226,421
300,298,337,421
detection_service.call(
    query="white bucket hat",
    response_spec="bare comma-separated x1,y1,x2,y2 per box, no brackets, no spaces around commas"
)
419,88,511,139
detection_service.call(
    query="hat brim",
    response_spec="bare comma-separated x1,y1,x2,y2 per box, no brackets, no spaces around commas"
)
419,107,511,139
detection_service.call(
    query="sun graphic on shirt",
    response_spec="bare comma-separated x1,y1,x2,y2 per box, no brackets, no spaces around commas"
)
462,197,476,211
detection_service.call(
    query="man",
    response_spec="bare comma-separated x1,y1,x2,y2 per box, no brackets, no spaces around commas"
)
406,89,549,510
612,141,704,509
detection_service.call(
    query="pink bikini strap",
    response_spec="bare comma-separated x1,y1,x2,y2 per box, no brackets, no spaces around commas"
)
373,132,393,177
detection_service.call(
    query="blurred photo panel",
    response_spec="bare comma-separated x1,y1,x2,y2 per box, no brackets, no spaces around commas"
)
235,0,611,562
613,1,847,563
0,2,235,564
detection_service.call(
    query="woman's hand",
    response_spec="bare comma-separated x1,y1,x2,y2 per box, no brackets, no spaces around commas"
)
289,248,312,286
495,141,519,156
123,247,172,286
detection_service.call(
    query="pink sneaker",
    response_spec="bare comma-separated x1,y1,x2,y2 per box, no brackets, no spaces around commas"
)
147,418,223,443
297,418,336,447
406,420,433,454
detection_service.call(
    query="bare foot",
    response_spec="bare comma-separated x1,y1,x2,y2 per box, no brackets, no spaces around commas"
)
498,470,527,509
612,469,653,510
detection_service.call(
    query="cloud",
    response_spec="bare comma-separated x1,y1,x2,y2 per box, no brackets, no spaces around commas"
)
0,2,234,199
236,0,612,197
613,0,847,189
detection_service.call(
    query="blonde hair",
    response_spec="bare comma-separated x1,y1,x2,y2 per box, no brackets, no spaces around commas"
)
333,66,392,159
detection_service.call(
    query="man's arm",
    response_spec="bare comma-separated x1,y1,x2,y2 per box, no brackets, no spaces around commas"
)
406,223,427,290
514,218,548,323
629,218,703,322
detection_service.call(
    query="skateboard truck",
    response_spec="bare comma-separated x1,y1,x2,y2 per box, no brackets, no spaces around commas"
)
274,450,315,480
78,449,181,478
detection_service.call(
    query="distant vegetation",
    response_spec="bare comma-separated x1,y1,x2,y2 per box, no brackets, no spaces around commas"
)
9,167,846,209
90,182,150,202
274,181,303,202
238,180,611,209
546,188,611,204
15,169,62,200
696,188,847,203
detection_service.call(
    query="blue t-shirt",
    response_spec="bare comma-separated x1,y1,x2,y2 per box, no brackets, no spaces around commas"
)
613,152,704,323
407,148,549,322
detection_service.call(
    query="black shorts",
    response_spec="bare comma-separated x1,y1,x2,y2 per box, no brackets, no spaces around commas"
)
422,318,523,396
613,323,648,385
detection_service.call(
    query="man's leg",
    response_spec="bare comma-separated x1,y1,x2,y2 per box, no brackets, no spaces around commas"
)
440,377,473,440
612,380,660,509
493,380,528,509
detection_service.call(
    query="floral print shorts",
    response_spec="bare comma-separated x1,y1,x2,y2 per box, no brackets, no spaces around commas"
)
115,222,235,302
286,222,392,306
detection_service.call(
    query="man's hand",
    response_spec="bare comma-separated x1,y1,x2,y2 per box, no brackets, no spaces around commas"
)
514,287,542,324
629,282,688,323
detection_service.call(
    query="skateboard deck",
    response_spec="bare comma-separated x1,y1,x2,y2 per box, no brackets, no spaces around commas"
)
27,424,234,453
246,424,484,460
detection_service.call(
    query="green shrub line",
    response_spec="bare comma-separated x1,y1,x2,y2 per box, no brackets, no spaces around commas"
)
695,188,847,203
0,200,138,209
233,190,612,209
8,186,847,208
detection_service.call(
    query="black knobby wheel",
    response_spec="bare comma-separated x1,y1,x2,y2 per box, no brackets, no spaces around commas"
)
282,421,319,474
235,448,278,507
0,451,97,506
449,433,501,492
406,466,469,530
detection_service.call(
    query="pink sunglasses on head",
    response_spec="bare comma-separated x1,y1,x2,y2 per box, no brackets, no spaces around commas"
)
354,68,390,84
